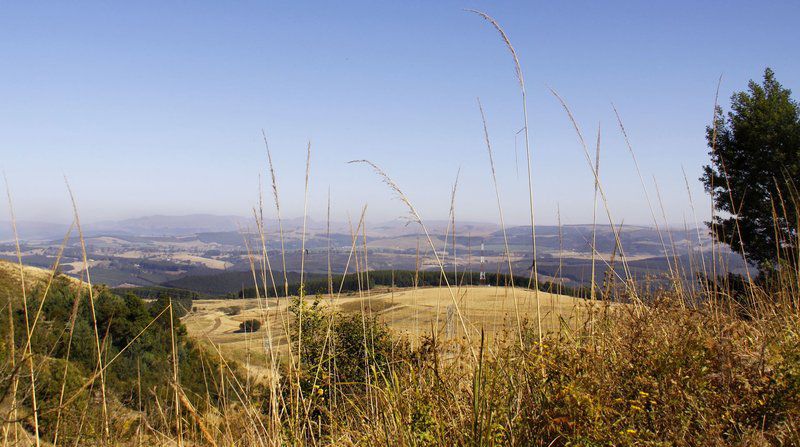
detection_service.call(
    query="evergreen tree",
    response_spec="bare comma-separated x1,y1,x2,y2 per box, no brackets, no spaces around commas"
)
702,68,800,270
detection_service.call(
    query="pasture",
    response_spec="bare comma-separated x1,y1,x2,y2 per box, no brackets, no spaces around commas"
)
182,285,590,370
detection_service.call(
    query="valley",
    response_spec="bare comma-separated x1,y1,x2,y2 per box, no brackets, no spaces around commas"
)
0,215,747,296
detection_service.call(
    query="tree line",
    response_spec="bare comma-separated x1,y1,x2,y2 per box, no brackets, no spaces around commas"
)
236,269,591,299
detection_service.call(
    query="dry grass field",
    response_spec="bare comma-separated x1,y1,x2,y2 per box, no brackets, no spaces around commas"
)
182,285,589,370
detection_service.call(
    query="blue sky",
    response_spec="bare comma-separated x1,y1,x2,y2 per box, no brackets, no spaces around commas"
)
1,1,798,226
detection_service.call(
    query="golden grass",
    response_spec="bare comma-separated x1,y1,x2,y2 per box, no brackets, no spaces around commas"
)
183,286,587,371
0,260,78,299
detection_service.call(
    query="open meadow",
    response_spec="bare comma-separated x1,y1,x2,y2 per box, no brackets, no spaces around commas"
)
183,286,589,369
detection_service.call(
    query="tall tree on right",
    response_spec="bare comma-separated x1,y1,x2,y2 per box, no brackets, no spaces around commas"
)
702,68,800,272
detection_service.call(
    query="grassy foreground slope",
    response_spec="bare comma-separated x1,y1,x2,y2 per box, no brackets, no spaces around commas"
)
1,256,799,445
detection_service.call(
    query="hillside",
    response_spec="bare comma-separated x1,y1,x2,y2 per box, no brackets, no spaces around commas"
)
0,258,82,300
0,259,233,445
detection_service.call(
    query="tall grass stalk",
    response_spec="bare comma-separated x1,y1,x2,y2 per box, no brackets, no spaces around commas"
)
168,299,182,446
349,160,476,358
549,89,638,300
3,286,18,446
3,175,40,446
435,168,461,338
262,130,290,298
477,98,523,347
682,166,711,296
64,178,110,442
469,9,543,346
298,141,311,371
590,124,601,301
26,222,73,446
612,106,678,287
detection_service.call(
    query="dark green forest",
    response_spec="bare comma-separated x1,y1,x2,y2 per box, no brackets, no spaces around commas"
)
237,269,590,299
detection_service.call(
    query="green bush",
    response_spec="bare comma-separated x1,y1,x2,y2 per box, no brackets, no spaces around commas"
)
222,305,242,316
239,319,262,333
288,296,400,393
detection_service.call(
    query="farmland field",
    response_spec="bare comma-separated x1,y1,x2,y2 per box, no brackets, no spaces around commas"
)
183,285,589,371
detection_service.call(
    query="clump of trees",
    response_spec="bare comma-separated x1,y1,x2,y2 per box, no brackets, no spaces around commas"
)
238,319,262,333
0,277,235,443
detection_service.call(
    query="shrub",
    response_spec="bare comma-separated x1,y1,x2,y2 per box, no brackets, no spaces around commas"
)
288,296,402,393
239,319,261,333
222,305,241,316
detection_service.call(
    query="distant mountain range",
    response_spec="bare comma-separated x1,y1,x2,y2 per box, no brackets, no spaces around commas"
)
1,214,251,240
0,221,72,241
1,214,502,240
87,214,249,236
0,213,741,291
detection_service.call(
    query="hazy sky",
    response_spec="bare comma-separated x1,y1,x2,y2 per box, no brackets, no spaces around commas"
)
1,1,798,227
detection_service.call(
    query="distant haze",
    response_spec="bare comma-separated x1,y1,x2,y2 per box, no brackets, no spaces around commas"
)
1,213,700,242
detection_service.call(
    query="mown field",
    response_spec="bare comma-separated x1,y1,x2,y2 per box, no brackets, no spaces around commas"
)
183,286,587,371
